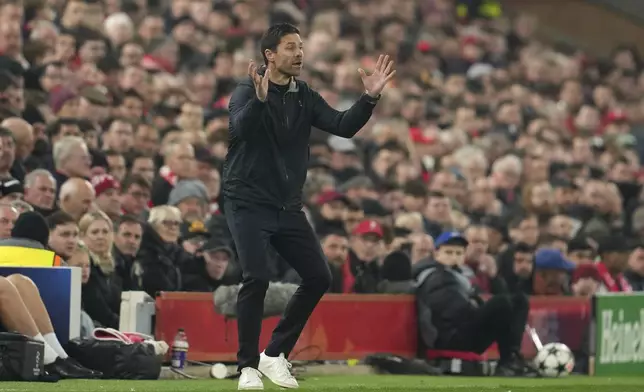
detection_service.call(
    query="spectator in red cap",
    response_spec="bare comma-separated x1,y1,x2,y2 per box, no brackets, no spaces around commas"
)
342,219,384,293
91,174,121,222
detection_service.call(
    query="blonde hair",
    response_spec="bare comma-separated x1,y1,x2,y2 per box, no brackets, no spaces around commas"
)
78,210,113,234
148,205,181,226
78,211,115,275
394,212,424,233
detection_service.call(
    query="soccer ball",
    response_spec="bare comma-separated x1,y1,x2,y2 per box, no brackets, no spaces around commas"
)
533,342,575,377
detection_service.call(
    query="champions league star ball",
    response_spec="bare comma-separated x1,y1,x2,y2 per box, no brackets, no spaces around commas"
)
534,342,575,377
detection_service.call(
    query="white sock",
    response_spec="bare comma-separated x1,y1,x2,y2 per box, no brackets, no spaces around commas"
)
33,333,58,365
43,332,68,359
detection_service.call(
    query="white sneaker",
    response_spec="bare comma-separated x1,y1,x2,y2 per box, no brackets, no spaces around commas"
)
258,352,299,389
238,367,263,390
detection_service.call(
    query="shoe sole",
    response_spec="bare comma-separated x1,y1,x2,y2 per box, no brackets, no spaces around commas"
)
238,387,264,391
258,371,298,389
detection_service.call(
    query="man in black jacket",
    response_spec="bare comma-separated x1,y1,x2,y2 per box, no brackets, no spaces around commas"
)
415,231,535,377
223,23,395,390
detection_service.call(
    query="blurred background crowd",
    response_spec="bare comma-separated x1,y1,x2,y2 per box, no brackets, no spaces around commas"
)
1,0,644,332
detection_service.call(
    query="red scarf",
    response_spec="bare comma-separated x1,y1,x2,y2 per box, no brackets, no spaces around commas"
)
159,166,177,186
342,256,355,293
596,262,632,293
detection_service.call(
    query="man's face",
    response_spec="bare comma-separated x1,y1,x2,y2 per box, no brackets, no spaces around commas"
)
41,64,64,92
106,120,134,153
0,206,17,239
554,187,579,207
344,209,364,234
512,217,539,246
322,234,349,265
120,97,144,121
426,196,451,223
628,248,644,276
120,43,144,67
177,103,203,131
49,223,79,259
320,200,346,221
351,233,382,262
536,269,566,295
106,154,126,182
79,40,106,64
465,228,489,261
131,157,156,183
134,124,159,156
96,188,121,216
139,16,164,41
63,1,86,27
120,184,150,215
604,251,629,273
548,215,574,239
177,197,205,223
267,33,303,77
204,250,229,280
114,222,142,256
0,135,15,170
61,144,91,178
402,195,425,213
513,251,534,278
169,144,195,178
24,174,56,209
61,185,94,221
0,23,21,55
435,245,465,266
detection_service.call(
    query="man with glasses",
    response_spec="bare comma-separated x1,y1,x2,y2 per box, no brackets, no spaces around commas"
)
119,174,151,219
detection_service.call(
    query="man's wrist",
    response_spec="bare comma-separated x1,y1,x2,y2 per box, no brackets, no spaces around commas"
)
364,91,381,103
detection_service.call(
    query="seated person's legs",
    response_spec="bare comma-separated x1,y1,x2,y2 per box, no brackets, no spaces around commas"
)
6,274,70,360
3,274,99,379
445,294,529,368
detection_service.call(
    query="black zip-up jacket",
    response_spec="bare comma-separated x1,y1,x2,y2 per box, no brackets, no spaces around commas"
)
223,77,377,210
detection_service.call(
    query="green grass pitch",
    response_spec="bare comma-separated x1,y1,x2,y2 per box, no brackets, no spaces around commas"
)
1,375,643,392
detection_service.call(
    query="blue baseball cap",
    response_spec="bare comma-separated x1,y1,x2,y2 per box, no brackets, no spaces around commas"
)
535,248,575,271
434,231,469,249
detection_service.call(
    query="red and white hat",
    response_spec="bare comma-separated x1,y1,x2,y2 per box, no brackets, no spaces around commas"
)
91,174,120,197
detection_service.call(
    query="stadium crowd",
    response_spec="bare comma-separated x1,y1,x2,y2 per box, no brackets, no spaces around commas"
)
0,0,643,339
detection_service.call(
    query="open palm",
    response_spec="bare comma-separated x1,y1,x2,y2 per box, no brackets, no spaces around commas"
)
358,54,396,97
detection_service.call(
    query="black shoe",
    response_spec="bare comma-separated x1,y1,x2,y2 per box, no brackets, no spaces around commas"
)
45,357,100,379
496,356,540,377
65,357,103,378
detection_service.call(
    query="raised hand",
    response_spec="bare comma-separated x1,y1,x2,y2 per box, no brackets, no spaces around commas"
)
248,60,271,102
358,54,396,98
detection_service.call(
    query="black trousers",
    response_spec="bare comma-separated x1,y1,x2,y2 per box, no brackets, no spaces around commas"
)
442,294,529,363
225,200,331,370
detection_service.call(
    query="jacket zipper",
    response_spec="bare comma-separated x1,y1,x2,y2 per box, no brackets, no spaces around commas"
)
279,92,289,211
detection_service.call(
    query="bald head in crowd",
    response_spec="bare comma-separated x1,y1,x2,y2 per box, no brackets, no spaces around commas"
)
58,178,95,221
1,118,34,160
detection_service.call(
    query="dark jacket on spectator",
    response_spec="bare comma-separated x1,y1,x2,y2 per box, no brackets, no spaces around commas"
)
414,259,482,349
113,245,135,291
497,246,533,295
343,250,380,293
131,223,184,296
150,175,174,206
624,269,644,291
82,255,121,329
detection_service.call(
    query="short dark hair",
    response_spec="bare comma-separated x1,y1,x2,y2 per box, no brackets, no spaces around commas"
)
46,211,76,230
121,174,151,192
260,23,300,65
403,180,428,198
127,151,154,169
46,117,78,138
0,127,15,142
427,190,447,200
115,214,142,231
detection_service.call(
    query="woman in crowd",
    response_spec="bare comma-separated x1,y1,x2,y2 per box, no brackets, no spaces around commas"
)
78,211,121,329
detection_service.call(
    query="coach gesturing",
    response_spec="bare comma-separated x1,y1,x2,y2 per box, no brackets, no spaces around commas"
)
223,23,395,391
